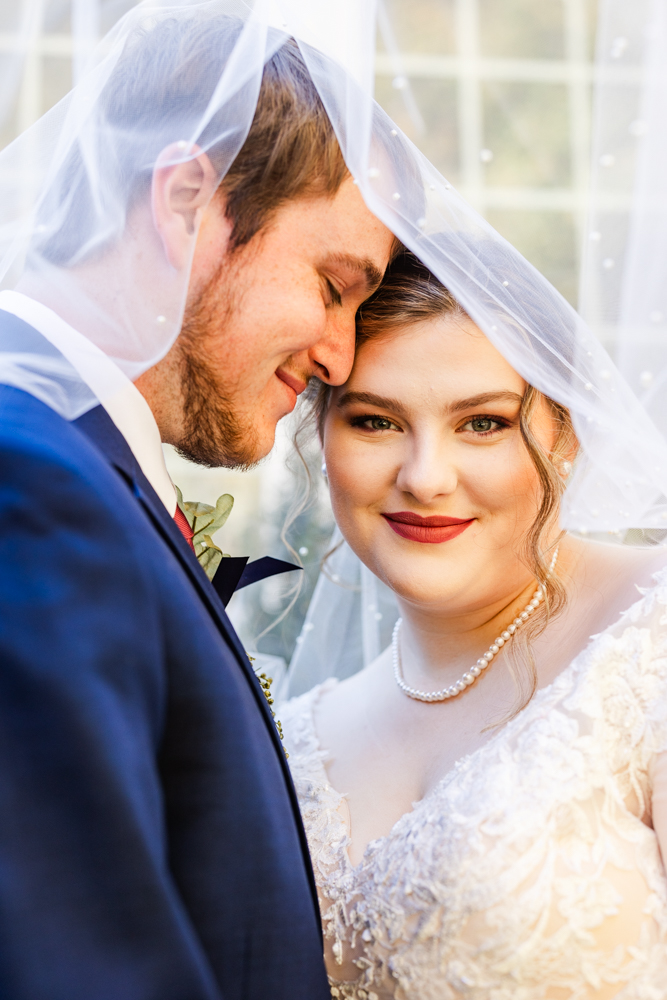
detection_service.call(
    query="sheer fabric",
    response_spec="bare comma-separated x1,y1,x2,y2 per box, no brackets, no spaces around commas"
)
582,0,667,433
0,0,667,531
288,526,400,698
281,568,667,999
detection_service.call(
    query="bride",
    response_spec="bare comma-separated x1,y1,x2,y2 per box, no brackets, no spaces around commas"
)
279,250,667,999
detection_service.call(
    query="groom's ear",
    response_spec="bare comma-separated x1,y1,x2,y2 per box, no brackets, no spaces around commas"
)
152,143,221,270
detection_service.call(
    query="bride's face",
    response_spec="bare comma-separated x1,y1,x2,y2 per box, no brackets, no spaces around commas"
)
322,314,558,614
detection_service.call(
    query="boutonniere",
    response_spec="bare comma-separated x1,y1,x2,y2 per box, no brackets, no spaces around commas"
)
175,486,234,580
175,487,290,758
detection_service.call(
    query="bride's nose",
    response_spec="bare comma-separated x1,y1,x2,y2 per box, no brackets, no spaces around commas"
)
395,435,458,504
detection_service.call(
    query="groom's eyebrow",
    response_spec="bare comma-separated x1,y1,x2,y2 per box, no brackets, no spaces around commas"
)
328,253,384,293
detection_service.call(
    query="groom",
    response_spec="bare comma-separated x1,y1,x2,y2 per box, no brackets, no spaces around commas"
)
0,20,394,1000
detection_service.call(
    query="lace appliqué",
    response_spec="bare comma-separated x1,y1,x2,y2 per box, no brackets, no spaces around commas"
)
280,570,667,1000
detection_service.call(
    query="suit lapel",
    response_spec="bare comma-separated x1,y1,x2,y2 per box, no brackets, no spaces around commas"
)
71,406,284,748
72,405,324,930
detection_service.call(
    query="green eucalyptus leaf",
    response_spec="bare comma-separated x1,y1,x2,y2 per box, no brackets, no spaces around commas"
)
195,535,224,580
176,488,235,580
213,493,234,527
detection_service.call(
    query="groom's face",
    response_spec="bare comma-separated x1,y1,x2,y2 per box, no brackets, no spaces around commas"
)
174,177,394,468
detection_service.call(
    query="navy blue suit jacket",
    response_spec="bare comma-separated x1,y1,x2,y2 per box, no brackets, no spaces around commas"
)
0,314,329,999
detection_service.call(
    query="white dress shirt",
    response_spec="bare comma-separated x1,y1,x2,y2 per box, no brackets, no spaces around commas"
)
0,290,177,515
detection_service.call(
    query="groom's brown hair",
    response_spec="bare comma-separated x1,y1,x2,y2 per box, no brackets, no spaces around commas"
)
219,39,349,251
39,18,349,264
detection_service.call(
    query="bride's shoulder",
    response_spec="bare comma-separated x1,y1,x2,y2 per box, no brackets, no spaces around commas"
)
571,535,667,616
556,537,667,682
277,678,339,752
571,543,667,765
574,534,667,577
570,536,667,658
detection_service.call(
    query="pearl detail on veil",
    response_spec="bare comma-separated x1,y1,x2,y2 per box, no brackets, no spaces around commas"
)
392,547,559,703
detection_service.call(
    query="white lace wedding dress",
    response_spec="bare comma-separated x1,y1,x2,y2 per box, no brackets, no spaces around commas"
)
280,573,667,999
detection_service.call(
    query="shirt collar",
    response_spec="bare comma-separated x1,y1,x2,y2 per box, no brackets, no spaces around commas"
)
0,290,177,516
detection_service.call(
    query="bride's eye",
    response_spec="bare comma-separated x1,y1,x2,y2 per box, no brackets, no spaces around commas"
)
460,415,507,436
350,414,400,432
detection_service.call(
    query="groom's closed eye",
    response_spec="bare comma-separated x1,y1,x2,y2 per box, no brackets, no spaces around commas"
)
322,277,343,308
323,253,385,299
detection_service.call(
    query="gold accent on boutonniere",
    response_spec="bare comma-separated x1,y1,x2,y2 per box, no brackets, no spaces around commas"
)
175,486,234,581
249,655,289,759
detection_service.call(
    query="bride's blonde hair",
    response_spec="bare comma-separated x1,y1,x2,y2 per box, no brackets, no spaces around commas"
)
297,250,579,717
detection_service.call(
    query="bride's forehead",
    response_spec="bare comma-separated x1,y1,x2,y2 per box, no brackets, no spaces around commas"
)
352,315,522,385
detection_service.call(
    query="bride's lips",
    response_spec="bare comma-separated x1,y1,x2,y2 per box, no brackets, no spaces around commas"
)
275,369,307,410
381,511,475,544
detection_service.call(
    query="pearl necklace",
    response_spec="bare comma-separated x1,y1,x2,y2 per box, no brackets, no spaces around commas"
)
392,547,559,703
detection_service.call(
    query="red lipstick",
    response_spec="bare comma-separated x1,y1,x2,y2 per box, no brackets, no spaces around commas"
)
381,511,474,544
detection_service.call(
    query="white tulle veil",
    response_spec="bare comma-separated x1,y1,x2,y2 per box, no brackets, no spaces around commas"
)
288,0,667,697
580,0,667,424
2,0,667,693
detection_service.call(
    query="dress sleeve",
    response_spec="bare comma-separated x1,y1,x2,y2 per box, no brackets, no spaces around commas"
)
615,570,667,858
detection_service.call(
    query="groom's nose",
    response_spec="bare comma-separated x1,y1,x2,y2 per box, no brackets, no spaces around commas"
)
305,312,357,385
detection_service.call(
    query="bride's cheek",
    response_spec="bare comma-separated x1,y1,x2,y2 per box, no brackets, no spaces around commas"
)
326,451,365,515
485,450,541,524
327,449,390,537
329,457,378,513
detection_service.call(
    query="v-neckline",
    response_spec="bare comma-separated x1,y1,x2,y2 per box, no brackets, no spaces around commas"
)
297,566,667,873
304,647,590,873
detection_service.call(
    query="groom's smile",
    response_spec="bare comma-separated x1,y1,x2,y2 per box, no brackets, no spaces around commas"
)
275,368,309,412
137,175,395,470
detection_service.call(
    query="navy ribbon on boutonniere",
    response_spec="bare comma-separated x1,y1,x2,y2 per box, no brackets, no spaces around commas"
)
211,554,302,607
175,487,301,606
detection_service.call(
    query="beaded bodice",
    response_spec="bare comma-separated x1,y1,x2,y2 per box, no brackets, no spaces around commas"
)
280,572,667,999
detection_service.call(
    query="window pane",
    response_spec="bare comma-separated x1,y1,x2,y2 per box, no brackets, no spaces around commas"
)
487,208,578,304
0,104,19,154
43,5,71,34
482,81,571,187
375,76,459,184
380,0,457,55
479,0,565,59
42,57,71,113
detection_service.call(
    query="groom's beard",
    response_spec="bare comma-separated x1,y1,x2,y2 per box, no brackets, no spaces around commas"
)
174,260,260,470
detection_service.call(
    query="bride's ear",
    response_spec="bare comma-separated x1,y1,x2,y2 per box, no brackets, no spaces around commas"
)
554,420,579,480
152,143,220,270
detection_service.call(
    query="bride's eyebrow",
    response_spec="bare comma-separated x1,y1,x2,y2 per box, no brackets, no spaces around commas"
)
338,389,523,415
337,390,407,414
449,391,523,414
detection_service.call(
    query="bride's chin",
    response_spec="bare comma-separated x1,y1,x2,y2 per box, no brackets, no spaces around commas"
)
342,526,479,605
373,563,463,608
